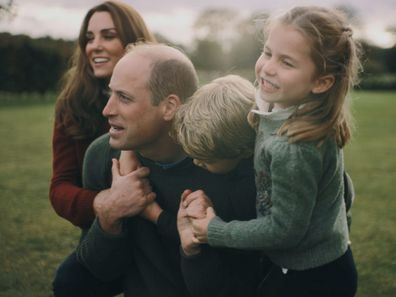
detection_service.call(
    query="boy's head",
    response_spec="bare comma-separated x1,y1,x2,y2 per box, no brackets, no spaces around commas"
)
172,74,256,174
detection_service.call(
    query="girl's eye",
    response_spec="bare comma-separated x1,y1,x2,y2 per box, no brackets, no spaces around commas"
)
264,51,271,57
282,59,294,67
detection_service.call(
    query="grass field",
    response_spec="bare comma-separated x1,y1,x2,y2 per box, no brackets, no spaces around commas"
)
0,91,395,297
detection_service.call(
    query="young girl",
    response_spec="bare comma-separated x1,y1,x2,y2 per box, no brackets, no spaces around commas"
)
189,6,360,297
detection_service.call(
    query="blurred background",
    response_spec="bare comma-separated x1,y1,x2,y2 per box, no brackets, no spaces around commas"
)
0,1,395,297
1,0,396,94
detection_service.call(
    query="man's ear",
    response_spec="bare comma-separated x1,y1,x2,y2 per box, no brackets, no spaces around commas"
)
312,75,335,94
162,94,181,121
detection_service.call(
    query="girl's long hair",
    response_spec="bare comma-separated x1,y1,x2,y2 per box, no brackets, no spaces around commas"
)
269,6,362,147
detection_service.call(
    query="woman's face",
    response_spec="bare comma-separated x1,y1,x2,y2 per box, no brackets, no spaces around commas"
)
85,11,124,79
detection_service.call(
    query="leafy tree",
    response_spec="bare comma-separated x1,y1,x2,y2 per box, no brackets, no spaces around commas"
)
190,38,226,71
193,7,238,45
0,33,74,93
0,0,15,20
228,12,268,70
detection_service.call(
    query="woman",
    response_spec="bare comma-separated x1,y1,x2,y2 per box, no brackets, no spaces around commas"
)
50,2,156,296
50,0,155,228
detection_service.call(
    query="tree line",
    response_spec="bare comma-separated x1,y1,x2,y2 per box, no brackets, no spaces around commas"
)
1,7,396,93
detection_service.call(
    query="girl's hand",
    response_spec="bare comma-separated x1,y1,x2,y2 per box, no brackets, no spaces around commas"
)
119,150,140,175
182,190,213,219
177,190,201,256
191,207,216,244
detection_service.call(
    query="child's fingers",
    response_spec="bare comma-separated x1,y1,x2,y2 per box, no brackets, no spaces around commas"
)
206,206,216,217
182,190,207,207
111,158,121,179
181,189,192,200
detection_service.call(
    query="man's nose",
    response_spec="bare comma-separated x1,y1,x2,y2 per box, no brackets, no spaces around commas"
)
102,95,116,117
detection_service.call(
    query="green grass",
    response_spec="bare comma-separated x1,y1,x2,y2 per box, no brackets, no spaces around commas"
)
0,104,80,297
0,91,395,297
345,91,396,297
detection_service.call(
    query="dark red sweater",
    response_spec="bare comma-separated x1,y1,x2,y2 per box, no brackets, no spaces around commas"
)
49,121,109,228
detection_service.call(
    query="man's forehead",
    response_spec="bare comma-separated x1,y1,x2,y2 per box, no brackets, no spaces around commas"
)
110,54,151,90
126,43,187,64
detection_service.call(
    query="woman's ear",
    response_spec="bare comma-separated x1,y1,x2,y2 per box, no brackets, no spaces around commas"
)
312,75,335,94
162,94,181,121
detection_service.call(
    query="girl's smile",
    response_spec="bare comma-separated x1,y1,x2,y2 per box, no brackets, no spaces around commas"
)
255,24,320,109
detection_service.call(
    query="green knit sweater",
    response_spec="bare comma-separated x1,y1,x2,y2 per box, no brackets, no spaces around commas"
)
208,107,350,270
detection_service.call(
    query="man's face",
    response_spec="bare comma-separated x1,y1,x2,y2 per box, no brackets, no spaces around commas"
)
103,53,168,153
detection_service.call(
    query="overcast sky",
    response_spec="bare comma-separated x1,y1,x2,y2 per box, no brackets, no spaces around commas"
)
1,0,395,48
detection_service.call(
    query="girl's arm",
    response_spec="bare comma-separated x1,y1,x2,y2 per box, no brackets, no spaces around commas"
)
200,141,322,251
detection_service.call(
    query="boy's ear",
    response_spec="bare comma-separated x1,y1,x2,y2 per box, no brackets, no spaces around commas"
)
162,94,181,121
312,75,335,94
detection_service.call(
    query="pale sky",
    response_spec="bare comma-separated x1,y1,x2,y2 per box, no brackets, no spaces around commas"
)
1,0,395,48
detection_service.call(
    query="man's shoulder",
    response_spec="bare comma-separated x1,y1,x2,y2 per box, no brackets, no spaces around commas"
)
86,133,111,154
85,133,119,159
83,134,120,189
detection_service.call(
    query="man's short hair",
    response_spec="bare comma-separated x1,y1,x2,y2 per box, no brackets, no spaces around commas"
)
126,42,198,105
173,74,256,160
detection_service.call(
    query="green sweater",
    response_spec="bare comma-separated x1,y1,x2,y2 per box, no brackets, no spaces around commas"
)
208,107,350,270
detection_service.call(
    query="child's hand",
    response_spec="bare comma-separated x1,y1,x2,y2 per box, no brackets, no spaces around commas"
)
140,201,163,224
182,190,213,219
119,150,140,175
177,190,201,256
191,207,216,244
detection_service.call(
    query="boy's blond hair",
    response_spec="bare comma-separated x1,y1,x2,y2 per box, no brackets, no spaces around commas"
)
172,74,256,160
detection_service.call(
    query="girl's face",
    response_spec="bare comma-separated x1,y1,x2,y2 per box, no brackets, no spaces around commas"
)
85,11,124,79
255,23,320,109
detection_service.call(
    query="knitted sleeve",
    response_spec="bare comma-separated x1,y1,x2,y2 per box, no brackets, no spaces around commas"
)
208,139,322,250
49,123,98,228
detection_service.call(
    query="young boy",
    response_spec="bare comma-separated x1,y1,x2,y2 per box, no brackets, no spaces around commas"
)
172,74,256,174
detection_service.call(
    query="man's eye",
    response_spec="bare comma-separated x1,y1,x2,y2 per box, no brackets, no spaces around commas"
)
119,93,129,101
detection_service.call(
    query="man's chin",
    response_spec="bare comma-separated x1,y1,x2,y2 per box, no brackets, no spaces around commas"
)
108,137,123,150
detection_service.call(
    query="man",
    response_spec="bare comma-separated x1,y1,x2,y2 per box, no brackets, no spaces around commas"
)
76,43,262,297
